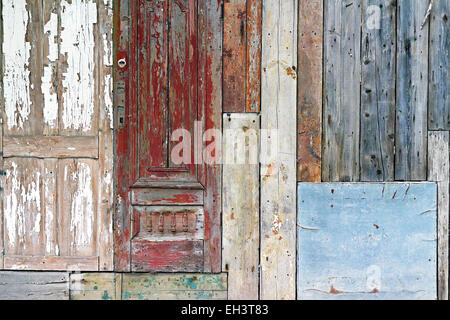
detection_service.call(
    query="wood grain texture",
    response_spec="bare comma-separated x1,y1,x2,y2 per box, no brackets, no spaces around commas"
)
4,256,98,271
261,0,297,300
428,131,450,300
3,136,98,158
70,273,122,300
0,0,3,269
122,273,227,300
298,183,437,300
428,0,449,130
323,0,361,182
132,188,203,206
223,0,246,112
360,0,396,182
395,0,429,181
0,271,69,300
222,113,259,300
246,0,262,112
297,0,323,182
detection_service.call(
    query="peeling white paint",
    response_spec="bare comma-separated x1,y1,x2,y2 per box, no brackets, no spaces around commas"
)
60,0,97,132
104,73,114,129
69,162,94,247
103,0,113,66
43,167,55,254
2,0,32,130
42,12,59,129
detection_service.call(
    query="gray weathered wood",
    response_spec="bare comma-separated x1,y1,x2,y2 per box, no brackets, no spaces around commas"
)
261,0,297,300
428,0,449,130
222,113,260,300
323,0,361,182
428,131,449,300
395,0,429,180
0,271,69,300
360,0,396,181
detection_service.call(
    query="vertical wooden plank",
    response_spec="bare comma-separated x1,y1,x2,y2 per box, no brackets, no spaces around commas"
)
223,0,246,112
261,0,297,300
97,0,114,271
360,0,396,181
428,0,449,130
59,0,98,136
297,0,323,182
246,0,262,112
222,113,260,300
199,0,223,273
323,0,361,182
0,0,4,269
428,131,450,300
42,0,60,135
395,0,429,181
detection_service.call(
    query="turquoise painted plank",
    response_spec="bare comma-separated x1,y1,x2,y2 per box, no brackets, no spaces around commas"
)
297,183,437,300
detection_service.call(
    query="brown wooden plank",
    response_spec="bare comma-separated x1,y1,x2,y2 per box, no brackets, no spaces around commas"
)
246,0,262,112
428,131,450,300
3,136,98,158
97,0,114,271
4,256,98,271
297,0,323,182
395,0,429,180
223,0,246,112
131,240,203,272
0,271,69,300
322,0,361,182
222,113,260,300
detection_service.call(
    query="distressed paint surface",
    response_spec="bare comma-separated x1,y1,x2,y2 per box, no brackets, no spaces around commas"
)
0,271,69,300
222,113,260,300
297,0,322,182
298,183,437,300
70,273,122,300
428,131,449,300
2,0,32,132
122,273,227,300
260,0,297,300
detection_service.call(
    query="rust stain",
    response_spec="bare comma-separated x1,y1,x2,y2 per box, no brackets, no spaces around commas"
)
329,285,345,295
374,224,380,229
284,66,297,80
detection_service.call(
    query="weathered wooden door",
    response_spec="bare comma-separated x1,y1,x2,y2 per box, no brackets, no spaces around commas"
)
114,0,222,272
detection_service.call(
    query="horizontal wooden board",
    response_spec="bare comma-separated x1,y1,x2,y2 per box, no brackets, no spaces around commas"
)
3,136,98,158
4,256,98,271
70,273,121,300
131,240,203,272
122,273,227,300
298,183,437,300
0,271,69,300
132,188,203,206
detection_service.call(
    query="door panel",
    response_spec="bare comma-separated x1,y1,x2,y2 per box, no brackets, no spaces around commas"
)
115,0,222,272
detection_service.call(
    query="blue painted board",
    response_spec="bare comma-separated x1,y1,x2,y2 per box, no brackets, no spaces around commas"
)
297,183,437,300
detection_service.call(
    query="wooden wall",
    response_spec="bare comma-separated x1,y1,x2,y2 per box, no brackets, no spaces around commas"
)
0,0,114,271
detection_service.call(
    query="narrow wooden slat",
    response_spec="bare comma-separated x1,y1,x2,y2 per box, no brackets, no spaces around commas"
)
222,113,259,300
323,0,361,182
97,0,114,271
261,0,297,300
0,0,3,269
223,0,246,112
246,0,262,112
428,131,450,300
3,136,98,158
428,0,449,130
4,256,98,271
132,188,203,206
360,0,396,181
297,0,323,182
395,0,429,180
0,271,69,300
70,273,122,300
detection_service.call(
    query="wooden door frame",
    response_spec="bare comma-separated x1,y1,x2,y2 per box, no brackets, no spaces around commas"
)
113,0,223,272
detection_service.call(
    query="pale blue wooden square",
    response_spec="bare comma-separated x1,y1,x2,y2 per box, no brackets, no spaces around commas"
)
297,183,437,300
